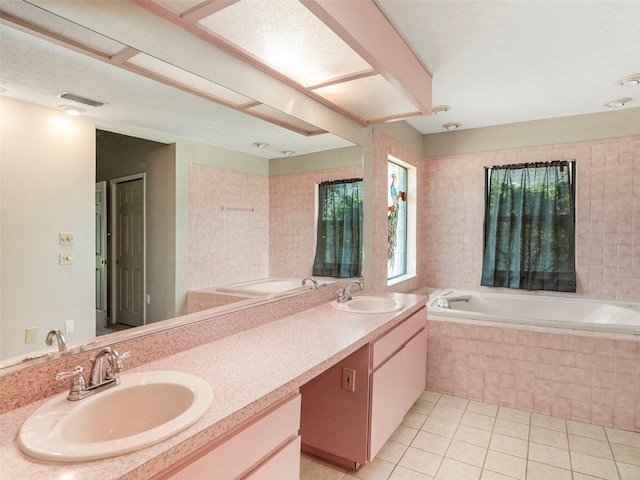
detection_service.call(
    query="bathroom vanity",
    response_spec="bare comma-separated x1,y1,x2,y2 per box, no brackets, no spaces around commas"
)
0,292,427,480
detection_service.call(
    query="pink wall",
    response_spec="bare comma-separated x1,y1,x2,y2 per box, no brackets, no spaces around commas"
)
426,317,640,432
189,164,269,289
269,165,362,279
423,135,640,301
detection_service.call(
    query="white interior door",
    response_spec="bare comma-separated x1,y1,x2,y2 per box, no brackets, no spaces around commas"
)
95,181,107,325
111,175,146,327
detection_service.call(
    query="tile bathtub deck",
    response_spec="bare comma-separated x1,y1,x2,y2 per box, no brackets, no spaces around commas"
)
300,391,640,480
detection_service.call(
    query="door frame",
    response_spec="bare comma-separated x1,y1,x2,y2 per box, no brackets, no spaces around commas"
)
109,173,146,326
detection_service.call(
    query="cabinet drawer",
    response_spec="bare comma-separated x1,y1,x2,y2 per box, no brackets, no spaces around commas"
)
245,436,301,480
371,308,427,370
167,393,301,480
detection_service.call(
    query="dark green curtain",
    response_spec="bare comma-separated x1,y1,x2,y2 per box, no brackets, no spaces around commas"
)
312,178,363,278
481,161,576,292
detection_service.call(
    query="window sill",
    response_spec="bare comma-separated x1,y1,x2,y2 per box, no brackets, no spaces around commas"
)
387,274,417,287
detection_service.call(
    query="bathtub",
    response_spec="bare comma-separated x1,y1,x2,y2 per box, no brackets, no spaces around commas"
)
427,289,640,335
215,277,335,299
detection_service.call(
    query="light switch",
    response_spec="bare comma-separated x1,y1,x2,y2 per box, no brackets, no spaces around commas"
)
59,252,73,265
59,232,74,245
65,320,74,334
25,327,37,344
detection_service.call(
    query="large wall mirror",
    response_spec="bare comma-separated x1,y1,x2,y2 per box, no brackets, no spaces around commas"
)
0,1,364,366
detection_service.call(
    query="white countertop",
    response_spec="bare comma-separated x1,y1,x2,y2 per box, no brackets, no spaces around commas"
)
0,292,426,480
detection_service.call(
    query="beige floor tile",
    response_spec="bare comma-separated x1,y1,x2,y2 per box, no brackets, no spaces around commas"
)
453,424,492,449
528,442,571,470
529,425,569,449
526,460,572,480
493,418,530,440
435,457,481,480
344,475,361,480
488,432,528,458
572,474,609,480
479,471,514,480
567,420,608,441
410,400,437,416
466,400,498,418
618,462,640,480
389,466,434,480
437,395,469,410
610,442,640,466
419,391,442,403
411,431,452,456
484,450,527,480
444,439,487,467
430,404,465,423
569,434,614,460
606,428,640,448
377,440,409,464
461,411,496,432
353,457,395,480
300,461,347,480
300,454,314,473
398,447,443,477
391,425,420,446
531,412,567,432
402,411,428,429
570,451,621,480
496,406,530,425
421,416,459,438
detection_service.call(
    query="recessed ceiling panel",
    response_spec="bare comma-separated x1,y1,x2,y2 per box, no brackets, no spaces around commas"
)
313,74,419,122
0,0,126,55
155,0,205,14
126,52,254,105
247,104,325,135
197,0,372,86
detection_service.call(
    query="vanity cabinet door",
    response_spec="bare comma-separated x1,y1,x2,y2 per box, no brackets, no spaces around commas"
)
369,327,427,459
245,436,301,480
164,393,300,480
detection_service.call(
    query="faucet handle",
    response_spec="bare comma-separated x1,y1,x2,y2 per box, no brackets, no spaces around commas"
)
56,366,86,399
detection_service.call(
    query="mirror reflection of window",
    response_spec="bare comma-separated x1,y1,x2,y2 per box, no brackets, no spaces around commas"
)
388,160,407,279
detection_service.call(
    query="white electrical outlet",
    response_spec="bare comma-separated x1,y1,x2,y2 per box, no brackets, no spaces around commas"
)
59,252,73,265
65,320,74,334
59,232,74,245
25,327,37,344
341,367,356,392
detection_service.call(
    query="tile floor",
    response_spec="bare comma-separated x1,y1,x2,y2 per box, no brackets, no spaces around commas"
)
299,391,640,480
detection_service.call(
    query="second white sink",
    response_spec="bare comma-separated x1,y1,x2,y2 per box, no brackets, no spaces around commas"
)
18,370,213,462
331,296,404,314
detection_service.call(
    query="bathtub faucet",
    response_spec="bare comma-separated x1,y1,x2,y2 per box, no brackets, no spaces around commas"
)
337,280,363,303
302,277,320,289
436,295,471,309
45,328,68,352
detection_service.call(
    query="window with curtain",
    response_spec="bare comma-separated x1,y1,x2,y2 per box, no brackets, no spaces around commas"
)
312,178,363,278
481,160,576,292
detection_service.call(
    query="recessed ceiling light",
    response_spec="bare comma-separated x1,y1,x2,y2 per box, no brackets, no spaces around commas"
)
253,142,269,148
605,98,631,109
442,122,461,131
59,105,85,116
281,150,296,156
619,75,640,87
432,105,451,115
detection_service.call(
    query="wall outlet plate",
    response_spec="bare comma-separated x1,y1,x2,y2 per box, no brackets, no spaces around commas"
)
341,367,356,392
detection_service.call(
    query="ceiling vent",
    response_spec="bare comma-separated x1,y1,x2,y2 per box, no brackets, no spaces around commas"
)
58,92,104,107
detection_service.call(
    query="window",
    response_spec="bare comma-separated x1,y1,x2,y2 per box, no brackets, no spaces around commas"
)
388,160,408,280
312,178,363,278
481,160,576,292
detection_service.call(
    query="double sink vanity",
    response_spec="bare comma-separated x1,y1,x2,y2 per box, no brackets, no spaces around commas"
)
0,288,428,479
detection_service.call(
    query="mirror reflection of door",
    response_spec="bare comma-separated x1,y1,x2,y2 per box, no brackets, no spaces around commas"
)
95,181,108,330
111,175,146,327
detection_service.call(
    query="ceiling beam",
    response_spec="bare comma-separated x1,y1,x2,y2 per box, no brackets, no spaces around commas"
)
302,0,433,115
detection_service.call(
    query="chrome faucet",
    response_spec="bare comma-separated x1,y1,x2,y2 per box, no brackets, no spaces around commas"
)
56,347,131,401
337,280,363,303
302,277,320,289
435,294,471,309
45,328,68,352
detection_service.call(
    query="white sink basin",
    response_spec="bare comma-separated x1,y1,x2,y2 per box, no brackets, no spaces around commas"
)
18,370,213,462
331,296,404,314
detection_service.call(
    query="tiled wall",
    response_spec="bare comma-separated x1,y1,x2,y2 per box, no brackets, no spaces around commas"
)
189,164,269,290
269,165,362,279
423,135,640,300
426,317,640,432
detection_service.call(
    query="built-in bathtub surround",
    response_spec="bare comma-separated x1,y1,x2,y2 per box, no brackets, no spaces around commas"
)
425,316,640,432
0,282,351,413
423,135,640,300
269,165,361,278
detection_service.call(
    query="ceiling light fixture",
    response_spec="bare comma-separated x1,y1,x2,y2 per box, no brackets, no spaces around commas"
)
253,142,269,148
281,150,296,156
442,122,461,131
619,75,640,87
59,105,85,116
605,98,631,109
432,105,451,115
58,92,103,107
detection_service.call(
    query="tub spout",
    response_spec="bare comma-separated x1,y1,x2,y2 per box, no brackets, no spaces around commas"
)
436,295,471,309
